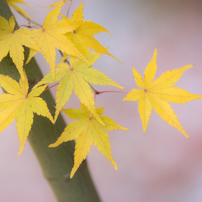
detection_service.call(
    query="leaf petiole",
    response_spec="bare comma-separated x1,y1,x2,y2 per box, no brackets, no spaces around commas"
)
88,83,129,99
66,0,72,17
43,83,59,92
18,24,39,30
95,90,130,95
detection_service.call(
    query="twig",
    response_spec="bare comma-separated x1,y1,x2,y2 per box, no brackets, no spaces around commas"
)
67,0,72,17
88,83,129,101
95,90,130,95
43,83,59,92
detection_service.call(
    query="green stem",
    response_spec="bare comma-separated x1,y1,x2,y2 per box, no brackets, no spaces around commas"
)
0,1,101,201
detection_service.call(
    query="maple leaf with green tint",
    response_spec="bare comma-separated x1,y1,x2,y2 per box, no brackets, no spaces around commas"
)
26,1,89,78
64,3,120,62
0,16,39,80
49,103,128,178
6,0,32,19
123,48,202,138
0,72,53,155
34,52,123,124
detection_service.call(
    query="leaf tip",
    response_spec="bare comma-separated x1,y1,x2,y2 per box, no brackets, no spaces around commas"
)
48,143,56,148
53,110,60,123
112,159,118,170
17,147,23,156
184,132,189,139
70,172,74,179
143,125,147,133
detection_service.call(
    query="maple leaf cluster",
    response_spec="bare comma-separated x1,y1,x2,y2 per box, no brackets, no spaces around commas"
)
0,0,201,178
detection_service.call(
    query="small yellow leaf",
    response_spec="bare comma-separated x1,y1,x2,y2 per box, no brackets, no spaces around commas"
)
0,73,53,155
49,103,128,178
0,16,40,80
35,53,123,124
65,3,120,63
27,2,89,78
123,48,202,137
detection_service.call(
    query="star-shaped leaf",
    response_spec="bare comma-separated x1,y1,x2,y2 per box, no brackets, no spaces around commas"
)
49,103,128,178
0,72,53,155
26,1,89,78
123,48,202,138
0,16,40,80
34,52,124,124
65,3,120,62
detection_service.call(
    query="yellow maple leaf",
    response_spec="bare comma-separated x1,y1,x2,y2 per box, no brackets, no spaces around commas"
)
0,16,39,80
64,3,120,62
34,52,123,124
123,48,202,138
26,1,89,78
49,103,128,178
6,0,32,19
0,72,53,155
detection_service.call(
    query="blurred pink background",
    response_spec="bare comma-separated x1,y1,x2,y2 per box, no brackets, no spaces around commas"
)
1,0,202,201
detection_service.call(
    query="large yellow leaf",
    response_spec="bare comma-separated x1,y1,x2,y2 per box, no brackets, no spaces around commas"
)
0,73,53,155
49,103,128,178
65,3,120,62
6,0,32,19
34,52,123,124
0,16,39,80
26,1,89,78
123,48,202,138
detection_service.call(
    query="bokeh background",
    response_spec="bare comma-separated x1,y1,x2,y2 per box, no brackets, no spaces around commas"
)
1,0,202,201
